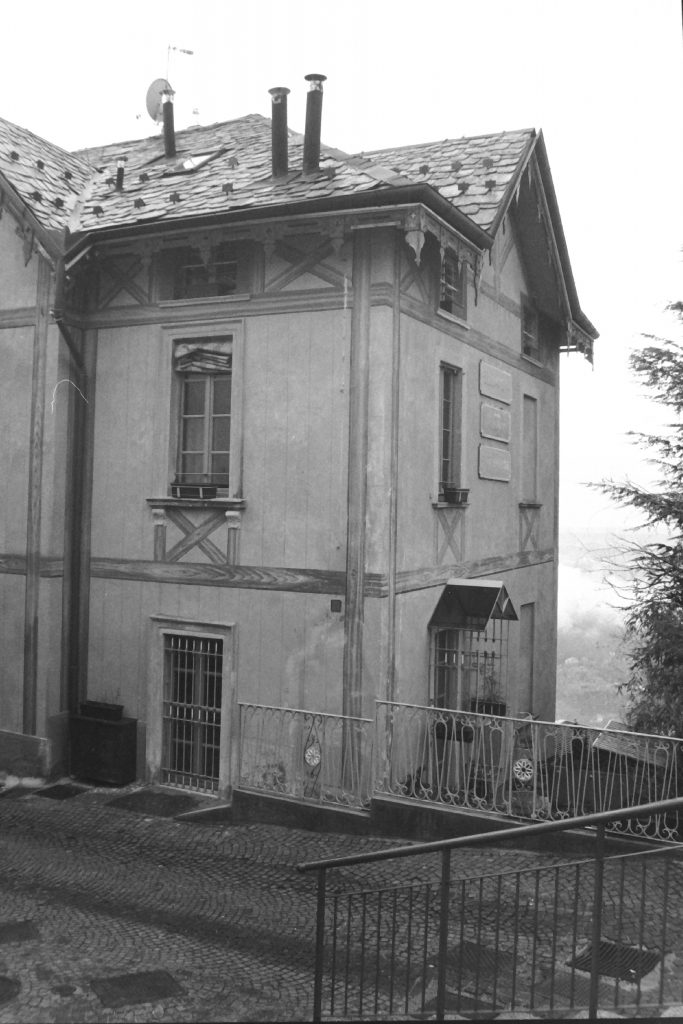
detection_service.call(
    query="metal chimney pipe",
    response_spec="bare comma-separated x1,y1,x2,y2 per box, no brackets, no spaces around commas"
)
115,156,127,191
303,73,326,174
162,88,176,158
269,87,290,177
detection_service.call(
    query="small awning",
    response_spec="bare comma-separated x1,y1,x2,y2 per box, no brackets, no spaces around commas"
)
428,579,518,631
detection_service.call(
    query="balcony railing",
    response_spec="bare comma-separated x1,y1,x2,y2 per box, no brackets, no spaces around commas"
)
375,701,683,843
298,799,683,1021
238,703,374,809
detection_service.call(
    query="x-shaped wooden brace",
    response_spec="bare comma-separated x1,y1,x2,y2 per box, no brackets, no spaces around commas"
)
165,508,227,566
98,254,148,308
519,506,540,552
436,508,463,564
265,238,346,293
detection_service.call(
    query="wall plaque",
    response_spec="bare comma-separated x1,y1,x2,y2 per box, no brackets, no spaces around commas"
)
480,402,511,443
479,444,511,481
479,361,512,404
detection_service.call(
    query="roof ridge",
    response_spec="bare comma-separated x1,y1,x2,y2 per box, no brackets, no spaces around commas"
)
71,112,270,159
0,114,90,172
357,127,535,157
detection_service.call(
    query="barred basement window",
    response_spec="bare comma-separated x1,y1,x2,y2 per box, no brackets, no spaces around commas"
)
162,633,223,792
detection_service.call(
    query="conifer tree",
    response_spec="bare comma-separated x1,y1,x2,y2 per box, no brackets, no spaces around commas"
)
599,301,683,736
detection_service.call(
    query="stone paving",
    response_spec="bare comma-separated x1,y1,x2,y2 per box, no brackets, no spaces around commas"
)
0,778,682,1022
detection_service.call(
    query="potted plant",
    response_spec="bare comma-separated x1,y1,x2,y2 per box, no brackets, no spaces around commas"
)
441,483,469,505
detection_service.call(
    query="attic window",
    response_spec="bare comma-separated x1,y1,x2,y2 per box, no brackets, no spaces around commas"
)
439,250,467,319
159,241,252,300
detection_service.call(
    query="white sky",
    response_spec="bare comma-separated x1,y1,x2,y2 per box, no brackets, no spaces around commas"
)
4,0,682,536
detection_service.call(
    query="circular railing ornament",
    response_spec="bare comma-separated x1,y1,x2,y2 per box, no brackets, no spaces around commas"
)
513,757,534,784
304,742,322,768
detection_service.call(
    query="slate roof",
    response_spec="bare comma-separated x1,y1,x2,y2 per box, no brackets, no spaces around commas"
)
0,116,91,232
0,112,535,241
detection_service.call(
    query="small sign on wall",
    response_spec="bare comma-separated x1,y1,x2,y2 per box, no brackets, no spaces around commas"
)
479,444,511,481
481,402,511,443
480,361,512,404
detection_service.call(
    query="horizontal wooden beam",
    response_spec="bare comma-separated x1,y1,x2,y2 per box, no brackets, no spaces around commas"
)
0,549,554,595
0,307,37,329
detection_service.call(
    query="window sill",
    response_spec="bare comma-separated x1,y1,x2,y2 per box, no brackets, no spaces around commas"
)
146,496,246,511
158,293,251,308
437,308,469,330
521,352,544,367
519,501,542,510
432,501,469,509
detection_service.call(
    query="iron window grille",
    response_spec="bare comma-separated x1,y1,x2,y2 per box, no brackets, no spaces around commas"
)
162,633,223,792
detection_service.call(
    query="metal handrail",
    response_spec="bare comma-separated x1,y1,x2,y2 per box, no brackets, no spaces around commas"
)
237,701,373,723
297,796,683,872
298,796,683,1022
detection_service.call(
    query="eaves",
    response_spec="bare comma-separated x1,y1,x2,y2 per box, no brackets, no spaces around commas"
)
63,181,494,262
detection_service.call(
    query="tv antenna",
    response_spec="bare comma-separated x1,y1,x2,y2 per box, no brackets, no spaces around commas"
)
167,44,194,79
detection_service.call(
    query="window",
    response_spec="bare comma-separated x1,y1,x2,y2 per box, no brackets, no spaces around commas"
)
521,301,542,362
522,395,538,502
173,335,233,493
439,250,466,319
160,241,250,300
162,633,223,792
439,363,463,502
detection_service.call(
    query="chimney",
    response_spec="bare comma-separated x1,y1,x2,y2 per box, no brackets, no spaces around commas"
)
269,86,290,177
162,87,176,158
115,156,127,191
303,73,326,174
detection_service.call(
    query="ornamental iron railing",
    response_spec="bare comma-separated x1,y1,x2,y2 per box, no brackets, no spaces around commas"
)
298,799,683,1021
375,701,683,843
238,703,374,809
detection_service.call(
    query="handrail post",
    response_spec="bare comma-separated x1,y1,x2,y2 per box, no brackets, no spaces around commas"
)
588,823,605,1019
312,867,327,1022
436,847,452,1020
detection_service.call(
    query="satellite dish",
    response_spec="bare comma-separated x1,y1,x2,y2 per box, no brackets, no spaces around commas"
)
146,79,173,123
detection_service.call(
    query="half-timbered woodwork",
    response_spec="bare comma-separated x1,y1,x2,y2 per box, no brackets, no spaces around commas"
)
0,81,596,794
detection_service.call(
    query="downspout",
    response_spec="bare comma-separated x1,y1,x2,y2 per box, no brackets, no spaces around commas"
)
51,256,84,373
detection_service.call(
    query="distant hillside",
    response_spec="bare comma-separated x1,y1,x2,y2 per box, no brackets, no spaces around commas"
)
556,529,635,726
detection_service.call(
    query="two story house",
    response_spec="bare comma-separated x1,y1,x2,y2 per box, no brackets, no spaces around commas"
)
0,76,596,801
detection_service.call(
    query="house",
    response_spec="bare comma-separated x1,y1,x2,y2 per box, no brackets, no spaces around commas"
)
0,76,596,801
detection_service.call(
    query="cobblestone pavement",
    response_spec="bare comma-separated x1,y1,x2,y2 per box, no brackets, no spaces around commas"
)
0,780,682,1022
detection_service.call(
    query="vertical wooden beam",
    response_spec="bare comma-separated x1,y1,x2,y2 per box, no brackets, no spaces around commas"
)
60,328,97,713
343,230,371,721
76,331,98,708
386,234,402,704
23,255,51,735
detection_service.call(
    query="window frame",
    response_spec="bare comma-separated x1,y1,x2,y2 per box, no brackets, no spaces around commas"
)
148,615,235,796
166,321,244,500
438,249,467,321
521,298,543,364
438,362,464,503
159,241,252,301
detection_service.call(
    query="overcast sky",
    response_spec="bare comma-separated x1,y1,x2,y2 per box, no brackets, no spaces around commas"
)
5,0,682,538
